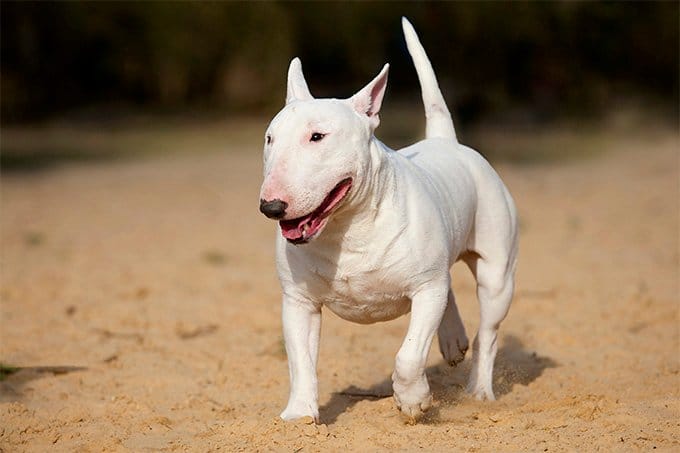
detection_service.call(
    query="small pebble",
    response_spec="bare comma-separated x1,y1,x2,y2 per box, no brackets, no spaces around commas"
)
294,415,316,425
317,424,329,437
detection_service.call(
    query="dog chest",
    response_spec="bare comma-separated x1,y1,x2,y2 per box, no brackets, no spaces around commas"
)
323,289,412,324
315,266,412,323
280,226,435,324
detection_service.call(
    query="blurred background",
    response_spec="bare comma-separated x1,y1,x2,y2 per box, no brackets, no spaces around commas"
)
2,2,678,163
1,4,679,449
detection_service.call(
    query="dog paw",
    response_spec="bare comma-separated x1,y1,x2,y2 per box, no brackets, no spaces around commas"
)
438,333,469,366
392,375,432,422
465,382,495,401
280,401,319,423
393,391,433,422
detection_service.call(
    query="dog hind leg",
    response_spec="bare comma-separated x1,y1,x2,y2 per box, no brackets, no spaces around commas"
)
437,289,469,366
465,255,515,400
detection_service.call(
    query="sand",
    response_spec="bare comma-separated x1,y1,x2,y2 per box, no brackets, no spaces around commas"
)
1,122,678,451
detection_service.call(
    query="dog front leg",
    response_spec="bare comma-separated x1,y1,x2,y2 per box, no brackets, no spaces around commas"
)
280,296,321,423
392,283,448,420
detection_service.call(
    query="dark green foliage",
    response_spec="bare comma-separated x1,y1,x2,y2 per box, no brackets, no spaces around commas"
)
0,364,19,381
1,2,677,122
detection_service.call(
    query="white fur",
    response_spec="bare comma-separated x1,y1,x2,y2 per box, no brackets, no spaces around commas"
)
260,18,518,422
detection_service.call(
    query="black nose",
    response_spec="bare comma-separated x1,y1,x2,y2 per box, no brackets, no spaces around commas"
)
259,199,288,219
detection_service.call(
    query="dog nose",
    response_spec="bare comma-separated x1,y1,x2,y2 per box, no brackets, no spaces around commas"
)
260,199,288,219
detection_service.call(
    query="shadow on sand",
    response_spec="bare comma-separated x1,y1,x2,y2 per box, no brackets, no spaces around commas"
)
319,334,557,425
0,366,87,402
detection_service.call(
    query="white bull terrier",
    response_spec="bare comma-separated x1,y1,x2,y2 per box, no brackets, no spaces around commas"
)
259,18,518,422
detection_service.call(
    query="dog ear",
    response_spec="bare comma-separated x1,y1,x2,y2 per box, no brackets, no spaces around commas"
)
349,64,389,129
286,57,313,104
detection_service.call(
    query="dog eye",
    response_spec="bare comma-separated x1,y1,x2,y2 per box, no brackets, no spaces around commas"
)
310,132,325,142
265,135,272,145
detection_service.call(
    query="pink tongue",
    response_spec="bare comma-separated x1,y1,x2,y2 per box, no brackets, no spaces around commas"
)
279,179,352,241
280,209,329,241
280,214,314,240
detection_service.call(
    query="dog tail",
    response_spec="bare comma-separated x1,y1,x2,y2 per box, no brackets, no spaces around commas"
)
401,17,457,142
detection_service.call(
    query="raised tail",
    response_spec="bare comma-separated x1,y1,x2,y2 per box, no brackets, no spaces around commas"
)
401,17,457,142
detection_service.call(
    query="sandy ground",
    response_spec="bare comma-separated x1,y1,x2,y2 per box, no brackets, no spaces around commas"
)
0,121,678,452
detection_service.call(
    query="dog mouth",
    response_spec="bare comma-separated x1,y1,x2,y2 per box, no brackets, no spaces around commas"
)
279,178,353,244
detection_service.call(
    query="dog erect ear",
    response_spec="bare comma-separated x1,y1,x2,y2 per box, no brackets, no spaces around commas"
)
286,57,313,104
349,64,389,130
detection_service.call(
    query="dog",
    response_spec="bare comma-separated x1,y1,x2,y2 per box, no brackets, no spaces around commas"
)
259,17,518,422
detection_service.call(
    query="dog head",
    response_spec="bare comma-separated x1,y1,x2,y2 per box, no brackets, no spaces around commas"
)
259,58,389,244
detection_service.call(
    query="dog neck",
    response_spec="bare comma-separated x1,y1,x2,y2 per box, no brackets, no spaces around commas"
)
313,136,396,249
